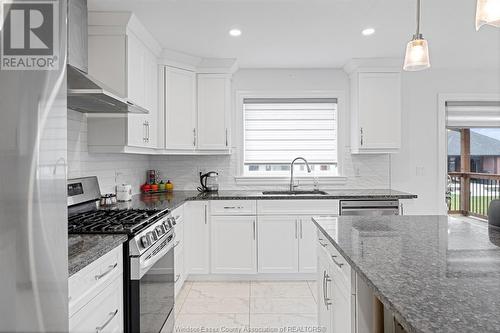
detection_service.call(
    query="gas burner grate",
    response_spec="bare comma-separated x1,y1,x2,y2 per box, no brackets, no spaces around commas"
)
68,209,162,235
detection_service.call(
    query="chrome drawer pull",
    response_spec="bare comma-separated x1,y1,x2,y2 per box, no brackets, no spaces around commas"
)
95,263,118,281
173,240,181,248
318,241,328,247
95,309,118,332
223,206,243,209
174,274,181,283
331,256,344,268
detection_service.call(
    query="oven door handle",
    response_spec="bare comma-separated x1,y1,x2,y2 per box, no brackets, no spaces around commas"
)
131,238,174,280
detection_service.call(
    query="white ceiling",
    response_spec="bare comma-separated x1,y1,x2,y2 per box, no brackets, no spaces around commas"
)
88,0,500,69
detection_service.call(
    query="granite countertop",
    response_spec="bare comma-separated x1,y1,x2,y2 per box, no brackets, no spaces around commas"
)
112,189,417,211
312,215,500,333
70,189,416,275
68,234,128,277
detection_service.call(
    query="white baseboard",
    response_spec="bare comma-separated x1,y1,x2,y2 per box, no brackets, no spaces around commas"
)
185,273,316,281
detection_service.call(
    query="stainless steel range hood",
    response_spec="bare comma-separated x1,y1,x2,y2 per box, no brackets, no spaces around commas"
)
67,0,148,114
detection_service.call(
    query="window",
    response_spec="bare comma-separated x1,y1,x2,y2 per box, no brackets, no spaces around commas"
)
243,98,338,176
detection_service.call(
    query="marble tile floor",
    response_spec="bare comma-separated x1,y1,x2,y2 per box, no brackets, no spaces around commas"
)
174,281,318,332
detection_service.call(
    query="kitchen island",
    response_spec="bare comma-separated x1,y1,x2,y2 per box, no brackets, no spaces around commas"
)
312,215,500,333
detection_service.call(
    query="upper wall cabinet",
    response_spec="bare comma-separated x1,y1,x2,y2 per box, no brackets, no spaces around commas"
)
161,69,232,154
197,74,231,150
164,66,197,150
86,12,161,152
344,59,402,154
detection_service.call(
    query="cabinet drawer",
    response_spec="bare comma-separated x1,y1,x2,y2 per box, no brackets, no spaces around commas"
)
69,275,123,333
210,200,256,215
258,200,339,215
69,245,123,317
317,235,351,290
174,247,185,297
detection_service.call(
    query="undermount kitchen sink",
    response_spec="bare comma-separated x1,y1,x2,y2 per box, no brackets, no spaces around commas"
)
262,190,329,196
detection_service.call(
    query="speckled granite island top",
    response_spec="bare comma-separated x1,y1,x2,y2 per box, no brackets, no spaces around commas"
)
312,215,500,333
111,189,416,211
68,234,127,276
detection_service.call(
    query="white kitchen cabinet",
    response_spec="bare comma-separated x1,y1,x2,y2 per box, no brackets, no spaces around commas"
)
211,216,257,274
256,200,338,274
69,275,123,333
87,13,161,152
173,206,186,297
258,216,299,273
345,59,401,154
318,245,334,332
197,74,231,150
332,276,352,333
184,201,209,274
298,217,317,273
69,245,123,333
164,66,197,150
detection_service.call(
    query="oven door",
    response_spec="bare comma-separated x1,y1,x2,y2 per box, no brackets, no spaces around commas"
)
129,232,175,333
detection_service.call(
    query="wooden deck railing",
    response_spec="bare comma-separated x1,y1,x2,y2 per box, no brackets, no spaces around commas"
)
448,172,500,219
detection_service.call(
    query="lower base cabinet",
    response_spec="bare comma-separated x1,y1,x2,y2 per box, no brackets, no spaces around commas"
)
317,234,353,333
258,216,299,273
211,216,257,274
69,245,123,333
69,275,123,333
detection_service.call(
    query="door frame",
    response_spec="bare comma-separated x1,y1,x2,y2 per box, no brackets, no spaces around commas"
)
437,93,500,215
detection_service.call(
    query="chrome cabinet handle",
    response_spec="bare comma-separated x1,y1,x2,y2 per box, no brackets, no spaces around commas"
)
173,240,180,248
253,220,256,240
193,128,196,147
223,206,243,210
174,274,181,283
331,255,344,268
300,220,303,239
324,272,332,309
360,127,364,146
95,309,118,332
146,121,150,143
175,215,181,220
204,204,207,225
143,121,147,142
225,129,228,147
318,240,328,247
95,263,118,281
295,220,298,239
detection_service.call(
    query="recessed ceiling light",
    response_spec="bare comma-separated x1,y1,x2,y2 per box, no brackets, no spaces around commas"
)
229,28,242,37
362,28,375,36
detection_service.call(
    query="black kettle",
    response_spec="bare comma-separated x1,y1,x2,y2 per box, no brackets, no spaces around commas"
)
197,171,219,192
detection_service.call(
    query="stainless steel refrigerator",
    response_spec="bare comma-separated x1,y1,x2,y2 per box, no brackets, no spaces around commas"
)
0,0,69,331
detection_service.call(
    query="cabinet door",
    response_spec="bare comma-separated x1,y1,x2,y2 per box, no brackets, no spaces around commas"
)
127,32,145,107
258,216,299,273
144,50,158,148
332,277,352,333
184,201,209,274
358,72,401,150
165,67,196,150
211,216,257,274
317,246,333,332
197,74,230,150
299,217,317,273
69,275,123,333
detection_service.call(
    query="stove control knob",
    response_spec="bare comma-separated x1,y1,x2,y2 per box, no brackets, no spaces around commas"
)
141,236,150,248
162,221,170,230
155,226,164,237
148,231,157,242
171,217,177,226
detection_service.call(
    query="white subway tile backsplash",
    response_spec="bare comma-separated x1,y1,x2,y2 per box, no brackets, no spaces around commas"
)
68,109,390,194
67,110,150,194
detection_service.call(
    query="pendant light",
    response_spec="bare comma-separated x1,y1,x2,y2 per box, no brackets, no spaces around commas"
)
403,0,431,71
476,0,500,30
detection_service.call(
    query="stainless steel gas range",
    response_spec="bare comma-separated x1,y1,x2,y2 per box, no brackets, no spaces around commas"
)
68,176,177,333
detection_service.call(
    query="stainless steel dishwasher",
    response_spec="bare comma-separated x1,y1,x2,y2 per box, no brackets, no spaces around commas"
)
339,200,400,216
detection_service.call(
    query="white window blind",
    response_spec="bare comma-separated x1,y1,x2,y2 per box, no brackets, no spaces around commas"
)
446,101,500,128
244,98,338,165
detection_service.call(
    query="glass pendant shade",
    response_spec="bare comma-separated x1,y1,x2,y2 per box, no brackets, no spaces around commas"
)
403,36,430,71
476,0,500,30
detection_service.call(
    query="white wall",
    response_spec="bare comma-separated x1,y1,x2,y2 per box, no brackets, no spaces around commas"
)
150,69,392,190
392,69,500,215
67,110,150,194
